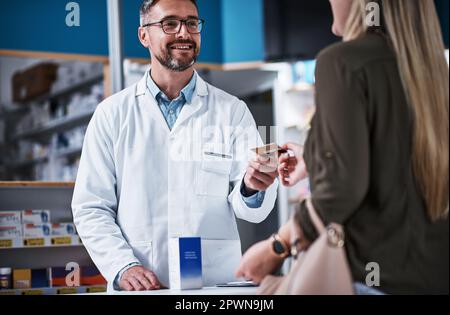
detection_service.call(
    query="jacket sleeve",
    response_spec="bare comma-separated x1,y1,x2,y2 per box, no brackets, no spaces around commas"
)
227,100,278,223
300,51,370,241
71,105,140,284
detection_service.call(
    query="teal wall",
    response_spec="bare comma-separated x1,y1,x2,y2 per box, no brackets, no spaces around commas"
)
1,0,446,63
220,0,265,63
0,0,264,64
0,0,109,56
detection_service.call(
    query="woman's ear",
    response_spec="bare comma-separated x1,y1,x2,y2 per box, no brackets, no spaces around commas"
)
138,27,150,48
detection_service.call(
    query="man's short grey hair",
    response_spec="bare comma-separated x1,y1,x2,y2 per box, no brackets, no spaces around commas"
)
140,0,199,26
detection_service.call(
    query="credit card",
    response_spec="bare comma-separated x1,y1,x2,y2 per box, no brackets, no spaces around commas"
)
251,143,287,156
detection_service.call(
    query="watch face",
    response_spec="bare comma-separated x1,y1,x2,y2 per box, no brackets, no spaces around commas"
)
273,240,286,255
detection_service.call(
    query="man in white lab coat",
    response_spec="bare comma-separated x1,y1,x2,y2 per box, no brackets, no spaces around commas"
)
72,0,278,292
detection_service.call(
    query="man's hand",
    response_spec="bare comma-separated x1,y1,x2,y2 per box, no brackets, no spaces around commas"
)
278,143,308,187
235,238,284,284
244,155,278,194
119,266,162,291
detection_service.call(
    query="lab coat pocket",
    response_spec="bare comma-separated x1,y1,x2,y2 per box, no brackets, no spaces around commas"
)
129,240,153,270
201,239,242,286
196,159,232,197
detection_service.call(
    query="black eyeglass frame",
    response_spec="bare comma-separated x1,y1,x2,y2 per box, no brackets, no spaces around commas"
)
142,18,205,34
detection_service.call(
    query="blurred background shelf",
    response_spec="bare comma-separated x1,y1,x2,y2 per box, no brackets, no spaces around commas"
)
0,235,82,249
14,110,95,142
5,147,83,170
0,285,106,295
0,181,75,188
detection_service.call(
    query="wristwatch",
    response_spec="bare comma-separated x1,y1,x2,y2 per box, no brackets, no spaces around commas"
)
271,234,291,258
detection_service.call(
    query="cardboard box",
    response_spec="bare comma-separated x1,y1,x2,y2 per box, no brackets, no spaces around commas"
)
23,223,52,238
0,226,22,239
12,63,58,103
21,210,50,225
51,223,77,236
0,211,21,227
169,237,203,290
13,269,31,289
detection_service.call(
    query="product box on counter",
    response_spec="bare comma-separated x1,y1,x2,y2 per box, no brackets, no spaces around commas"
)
0,211,22,227
51,223,77,236
23,223,52,238
21,210,50,225
0,226,22,239
169,237,203,290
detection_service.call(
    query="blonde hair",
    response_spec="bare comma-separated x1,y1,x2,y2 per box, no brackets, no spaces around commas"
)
344,0,449,221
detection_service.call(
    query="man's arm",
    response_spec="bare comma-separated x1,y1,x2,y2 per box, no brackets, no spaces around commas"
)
71,105,144,287
227,101,278,223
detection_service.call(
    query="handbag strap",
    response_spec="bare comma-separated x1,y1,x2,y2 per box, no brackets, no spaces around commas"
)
305,198,326,234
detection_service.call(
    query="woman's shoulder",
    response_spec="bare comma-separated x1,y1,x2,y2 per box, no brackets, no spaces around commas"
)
317,32,396,72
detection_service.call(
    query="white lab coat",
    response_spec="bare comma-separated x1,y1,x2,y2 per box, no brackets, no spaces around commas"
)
72,71,278,291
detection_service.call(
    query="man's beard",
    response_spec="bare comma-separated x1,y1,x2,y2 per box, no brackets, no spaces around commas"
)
154,40,199,72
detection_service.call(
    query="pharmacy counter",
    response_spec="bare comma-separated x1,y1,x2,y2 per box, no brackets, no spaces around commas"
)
83,286,258,295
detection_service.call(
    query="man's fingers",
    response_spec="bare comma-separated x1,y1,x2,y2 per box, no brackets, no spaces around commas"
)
248,168,274,186
144,271,161,289
256,155,270,163
249,162,277,179
246,177,267,191
128,277,144,291
136,274,153,290
249,160,262,170
120,279,134,291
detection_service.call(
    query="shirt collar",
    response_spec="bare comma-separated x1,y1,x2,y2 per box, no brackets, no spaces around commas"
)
147,71,197,104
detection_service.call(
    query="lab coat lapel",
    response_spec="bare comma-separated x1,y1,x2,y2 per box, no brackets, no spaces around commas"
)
171,75,209,133
136,71,171,133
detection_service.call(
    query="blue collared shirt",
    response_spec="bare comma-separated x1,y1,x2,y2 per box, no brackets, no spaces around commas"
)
147,71,197,130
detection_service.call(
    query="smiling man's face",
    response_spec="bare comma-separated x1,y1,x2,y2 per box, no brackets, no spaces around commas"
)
142,0,201,72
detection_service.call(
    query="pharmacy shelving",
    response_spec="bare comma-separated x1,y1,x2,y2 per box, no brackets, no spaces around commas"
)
18,74,103,106
14,109,95,142
0,235,82,249
0,182,103,295
7,147,83,170
1,66,103,181
0,285,106,295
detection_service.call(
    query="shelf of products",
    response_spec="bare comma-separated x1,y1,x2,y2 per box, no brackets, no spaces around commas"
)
14,110,95,142
1,59,104,182
0,285,106,295
0,235,82,249
28,74,103,106
0,182,105,295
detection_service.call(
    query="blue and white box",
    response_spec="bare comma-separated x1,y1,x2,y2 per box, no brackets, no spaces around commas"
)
169,237,203,290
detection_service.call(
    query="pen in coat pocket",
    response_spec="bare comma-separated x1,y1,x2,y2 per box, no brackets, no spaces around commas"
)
203,151,233,159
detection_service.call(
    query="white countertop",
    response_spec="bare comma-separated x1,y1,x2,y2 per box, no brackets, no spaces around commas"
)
84,286,258,295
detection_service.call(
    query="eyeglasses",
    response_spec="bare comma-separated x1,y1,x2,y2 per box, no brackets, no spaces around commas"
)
142,18,205,34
